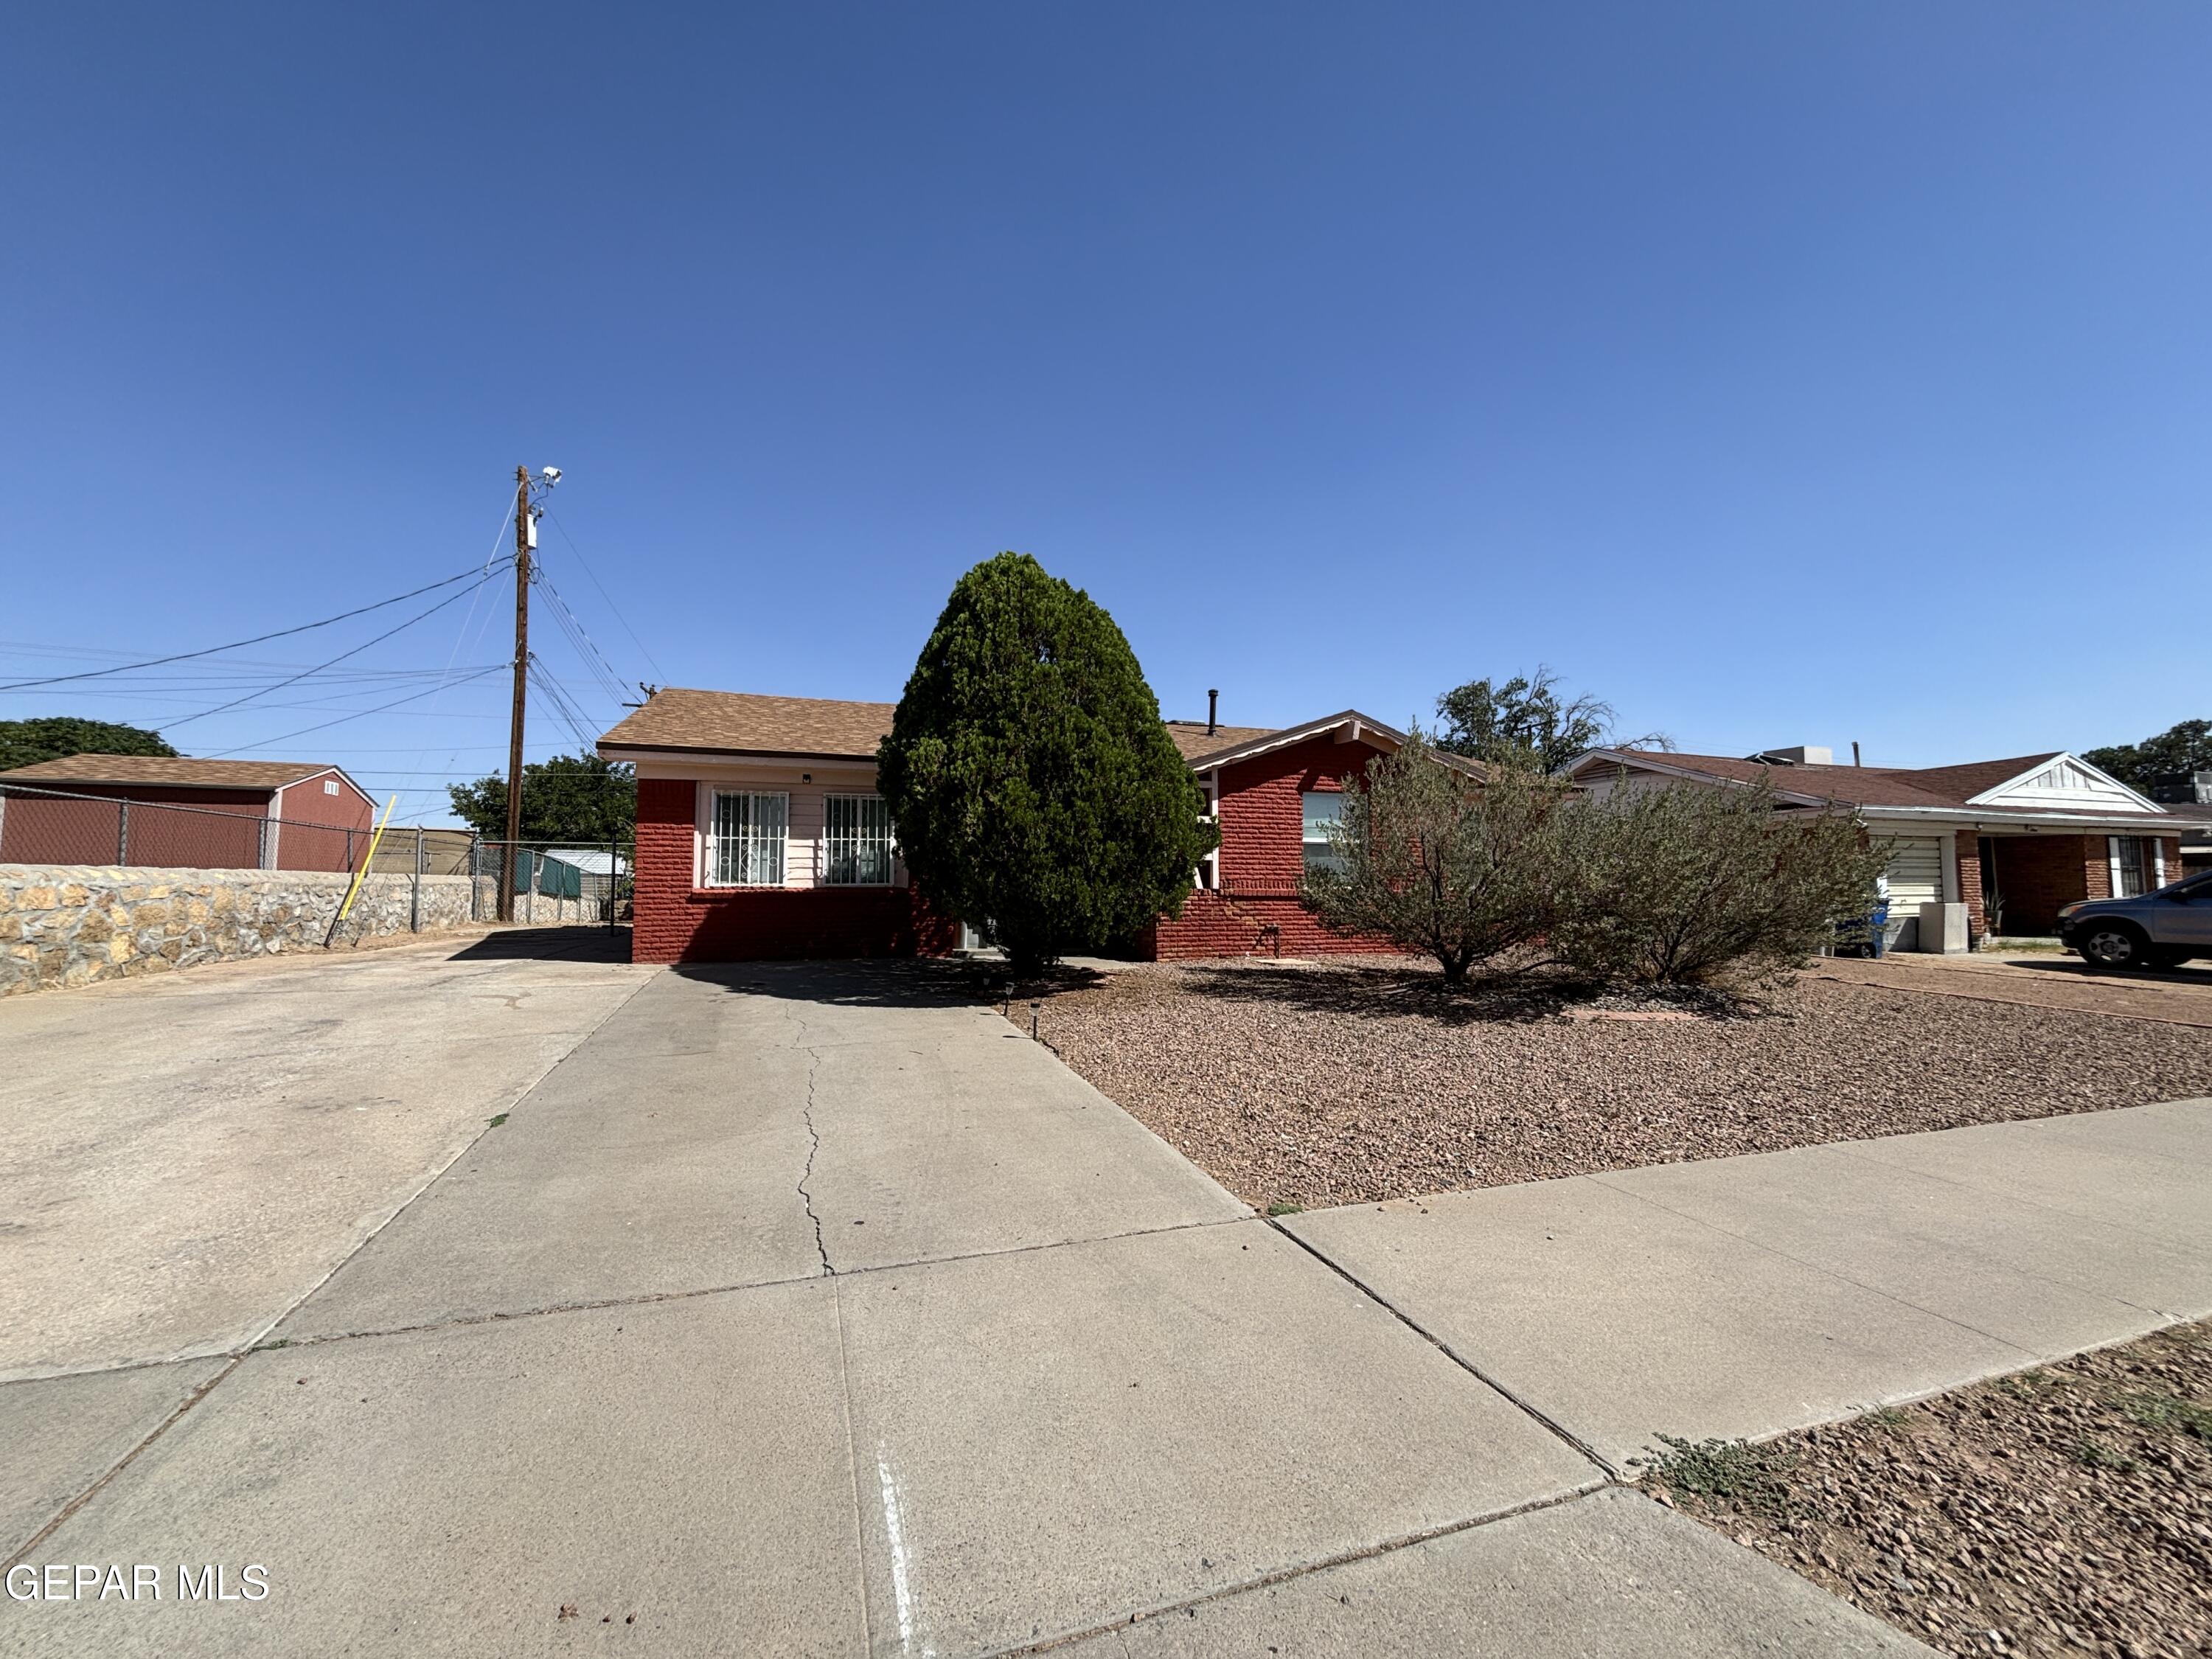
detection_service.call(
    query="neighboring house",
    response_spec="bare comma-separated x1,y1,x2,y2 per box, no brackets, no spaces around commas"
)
0,754,376,872
1565,745,2209,947
597,688,1424,964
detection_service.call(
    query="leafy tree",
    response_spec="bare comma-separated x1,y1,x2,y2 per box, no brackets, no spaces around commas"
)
2083,719,2211,791
1304,734,1576,984
1551,772,1891,987
447,753,636,843
877,552,1215,975
1434,667,1667,771
0,717,177,772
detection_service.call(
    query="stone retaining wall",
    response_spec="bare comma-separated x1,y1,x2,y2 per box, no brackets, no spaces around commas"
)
1,865,480,996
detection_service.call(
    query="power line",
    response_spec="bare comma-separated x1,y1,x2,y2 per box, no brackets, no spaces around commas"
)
163,566,512,731
209,664,508,757
540,508,666,680
0,564,501,693
534,569,629,710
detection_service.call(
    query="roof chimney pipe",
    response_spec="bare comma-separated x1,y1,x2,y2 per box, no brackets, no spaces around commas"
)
1207,689,1219,737
1852,741,1862,768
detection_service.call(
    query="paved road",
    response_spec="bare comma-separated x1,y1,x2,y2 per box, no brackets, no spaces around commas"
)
24,949,2152,1655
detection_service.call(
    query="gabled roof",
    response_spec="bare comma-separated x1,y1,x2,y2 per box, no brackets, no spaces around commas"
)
0,754,349,793
1565,746,2202,828
1898,754,2062,804
1178,710,1484,778
598,689,895,761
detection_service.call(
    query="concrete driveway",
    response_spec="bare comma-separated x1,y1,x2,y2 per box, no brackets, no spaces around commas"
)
2,947,1929,1658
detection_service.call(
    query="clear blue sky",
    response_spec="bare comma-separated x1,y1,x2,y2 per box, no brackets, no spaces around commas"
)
4,4,2207,821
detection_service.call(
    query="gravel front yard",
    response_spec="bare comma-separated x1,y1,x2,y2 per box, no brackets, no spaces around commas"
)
1034,959,2212,1208
1639,1321,2212,1659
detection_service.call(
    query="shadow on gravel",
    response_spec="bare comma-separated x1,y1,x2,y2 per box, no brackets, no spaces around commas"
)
1174,961,1763,1026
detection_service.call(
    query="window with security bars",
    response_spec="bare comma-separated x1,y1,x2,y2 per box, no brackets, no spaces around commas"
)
823,795,894,885
708,791,787,886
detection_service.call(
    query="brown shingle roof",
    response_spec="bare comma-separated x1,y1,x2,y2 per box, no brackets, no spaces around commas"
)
598,689,897,760
1582,749,2197,823
1890,754,2062,803
1164,720,1279,765
0,754,336,791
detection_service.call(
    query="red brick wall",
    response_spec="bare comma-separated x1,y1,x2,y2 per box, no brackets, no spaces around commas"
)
1150,733,1402,959
1985,835,2103,934
629,776,956,964
1957,834,1986,939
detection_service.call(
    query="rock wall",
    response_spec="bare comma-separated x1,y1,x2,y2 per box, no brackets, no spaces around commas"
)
0,866,481,996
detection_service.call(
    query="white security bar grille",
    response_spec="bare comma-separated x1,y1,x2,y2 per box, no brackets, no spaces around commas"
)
824,795,894,886
710,791,787,886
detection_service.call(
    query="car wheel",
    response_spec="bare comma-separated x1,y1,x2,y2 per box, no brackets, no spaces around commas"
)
2077,923,2149,970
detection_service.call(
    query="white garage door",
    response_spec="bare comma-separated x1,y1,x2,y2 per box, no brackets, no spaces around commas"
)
1883,836,1943,946
1884,837,1943,911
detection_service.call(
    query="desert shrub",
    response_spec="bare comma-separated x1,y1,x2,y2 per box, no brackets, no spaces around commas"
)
1303,735,1576,984
1552,772,1889,986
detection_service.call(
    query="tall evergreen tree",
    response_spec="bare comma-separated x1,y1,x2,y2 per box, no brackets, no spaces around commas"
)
877,552,1215,974
0,717,177,772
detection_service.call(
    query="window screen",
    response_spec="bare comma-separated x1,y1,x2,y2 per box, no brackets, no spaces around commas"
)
709,791,787,886
823,795,894,885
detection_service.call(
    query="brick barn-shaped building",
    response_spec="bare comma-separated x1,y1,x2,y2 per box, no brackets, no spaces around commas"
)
597,688,1423,965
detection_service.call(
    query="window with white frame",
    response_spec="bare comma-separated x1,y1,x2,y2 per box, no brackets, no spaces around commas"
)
707,790,787,886
823,794,894,886
2110,835,2150,899
1301,790,1345,874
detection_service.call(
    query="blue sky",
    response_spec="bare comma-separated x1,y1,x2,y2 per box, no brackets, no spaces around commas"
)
4,4,2208,820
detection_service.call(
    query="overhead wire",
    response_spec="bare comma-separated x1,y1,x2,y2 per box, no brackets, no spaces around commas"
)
540,508,666,682
209,664,508,756
161,563,512,731
0,565,498,693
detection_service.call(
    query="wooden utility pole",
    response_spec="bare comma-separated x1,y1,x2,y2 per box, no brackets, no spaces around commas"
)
500,465,531,922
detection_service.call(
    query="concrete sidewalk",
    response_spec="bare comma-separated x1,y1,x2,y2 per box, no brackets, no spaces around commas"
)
0,958,1942,1658
1285,1096,2212,1472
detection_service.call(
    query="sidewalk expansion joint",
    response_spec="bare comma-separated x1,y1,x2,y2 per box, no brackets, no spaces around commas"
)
977,1478,1611,1658
1264,1215,1620,1475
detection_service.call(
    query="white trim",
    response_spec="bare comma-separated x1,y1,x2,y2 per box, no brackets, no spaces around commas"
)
1188,710,1428,774
2154,839,2167,886
703,787,790,888
1966,752,2162,813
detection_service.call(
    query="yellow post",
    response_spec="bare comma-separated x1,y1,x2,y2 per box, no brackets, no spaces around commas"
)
330,796,398,939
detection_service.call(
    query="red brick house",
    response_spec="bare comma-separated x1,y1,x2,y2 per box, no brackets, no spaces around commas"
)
597,689,1429,965
0,755,376,872
1565,745,2210,947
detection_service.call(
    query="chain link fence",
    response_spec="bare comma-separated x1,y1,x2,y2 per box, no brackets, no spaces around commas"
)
0,781,375,873
469,838,633,928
